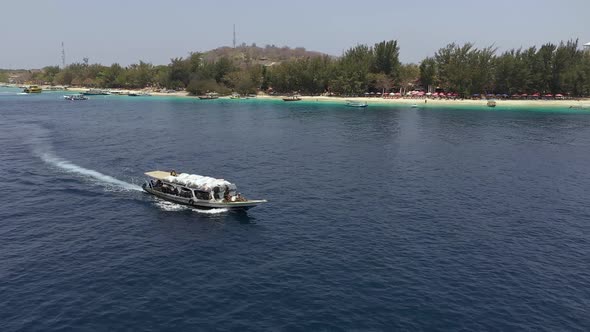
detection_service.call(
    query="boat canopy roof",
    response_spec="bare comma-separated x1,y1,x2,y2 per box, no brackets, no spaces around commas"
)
145,170,235,191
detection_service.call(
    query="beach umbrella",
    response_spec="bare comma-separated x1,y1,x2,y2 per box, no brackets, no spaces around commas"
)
426,92,432,96
544,93,553,97
389,92,395,96
555,94,563,97
532,92,540,97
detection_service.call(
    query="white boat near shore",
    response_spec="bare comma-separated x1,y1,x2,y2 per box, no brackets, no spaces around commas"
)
82,89,110,95
142,170,266,210
64,94,88,100
345,100,368,108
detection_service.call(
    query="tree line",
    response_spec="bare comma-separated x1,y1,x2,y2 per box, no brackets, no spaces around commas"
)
21,39,590,97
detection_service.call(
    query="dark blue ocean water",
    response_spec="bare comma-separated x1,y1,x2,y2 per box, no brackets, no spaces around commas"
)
1,89,590,331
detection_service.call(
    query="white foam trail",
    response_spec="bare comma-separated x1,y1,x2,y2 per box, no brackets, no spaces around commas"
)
155,200,187,211
36,150,142,192
23,123,142,192
192,207,230,214
154,200,229,214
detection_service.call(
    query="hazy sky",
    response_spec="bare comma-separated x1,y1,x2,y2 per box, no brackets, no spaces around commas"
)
1,0,588,68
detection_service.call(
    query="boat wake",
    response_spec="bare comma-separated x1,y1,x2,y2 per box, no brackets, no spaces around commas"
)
37,150,143,192
27,125,142,192
154,199,229,214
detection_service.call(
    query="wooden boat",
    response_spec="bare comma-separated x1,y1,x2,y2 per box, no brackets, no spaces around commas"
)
283,96,302,102
128,92,152,96
345,100,368,108
199,93,219,100
23,85,42,93
82,89,110,95
63,94,88,100
142,170,267,210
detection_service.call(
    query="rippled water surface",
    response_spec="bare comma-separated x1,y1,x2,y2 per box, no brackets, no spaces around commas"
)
1,89,590,330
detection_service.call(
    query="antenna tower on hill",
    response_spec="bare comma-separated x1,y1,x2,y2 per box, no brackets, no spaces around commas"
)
61,42,66,68
233,24,236,48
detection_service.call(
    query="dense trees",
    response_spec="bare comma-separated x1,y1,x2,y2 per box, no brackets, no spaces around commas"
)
8,40,590,97
421,40,588,96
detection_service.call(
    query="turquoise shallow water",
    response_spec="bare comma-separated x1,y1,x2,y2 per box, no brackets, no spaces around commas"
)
1,89,590,330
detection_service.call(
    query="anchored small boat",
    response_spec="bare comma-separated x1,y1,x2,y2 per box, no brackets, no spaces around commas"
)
199,92,219,100
345,100,368,108
487,100,497,107
23,85,42,93
128,92,152,96
142,170,267,210
282,95,302,102
82,89,110,95
64,94,88,100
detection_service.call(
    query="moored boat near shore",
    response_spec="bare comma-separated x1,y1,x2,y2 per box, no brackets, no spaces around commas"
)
283,95,302,102
345,100,368,108
142,170,267,210
82,89,110,95
23,85,42,93
64,94,88,100
199,92,219,100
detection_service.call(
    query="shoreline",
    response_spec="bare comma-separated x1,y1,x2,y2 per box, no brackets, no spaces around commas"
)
64,87,590,109
8,85,590,110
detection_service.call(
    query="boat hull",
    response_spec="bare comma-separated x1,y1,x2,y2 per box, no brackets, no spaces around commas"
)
143,185,265,210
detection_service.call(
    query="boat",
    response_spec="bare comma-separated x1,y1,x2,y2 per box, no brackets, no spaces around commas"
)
345,100,368,108
128,91,152,96
46,86,68,91
487,100,497,107
142,170,267,210
199,92,219,100
23,85,42,93
63,94,88,100
282,95,302,102
229,93,241,99
82,89,110,95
